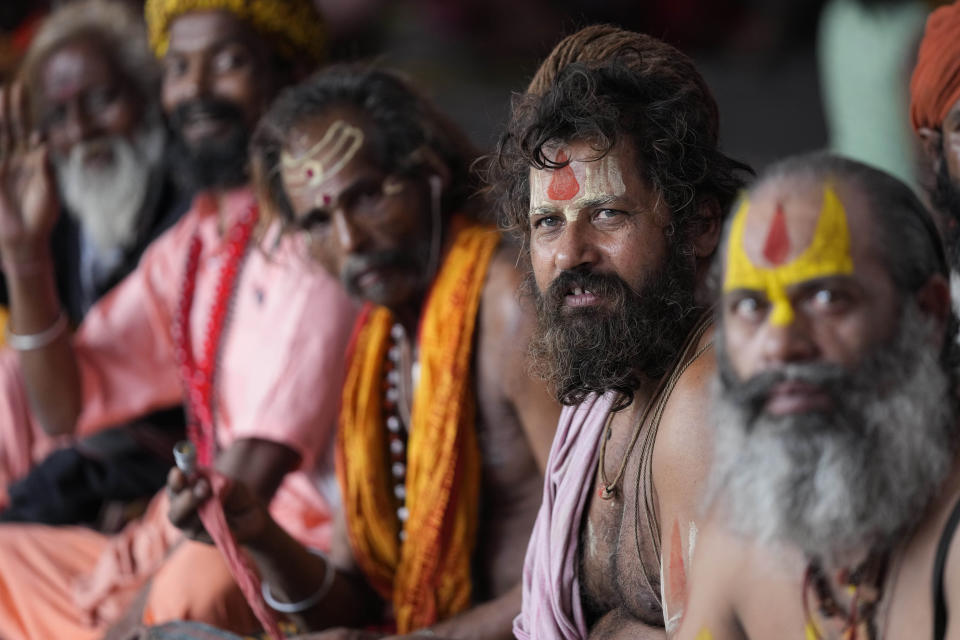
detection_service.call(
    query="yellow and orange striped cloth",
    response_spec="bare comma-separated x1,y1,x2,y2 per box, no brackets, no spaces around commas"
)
336,221,499,632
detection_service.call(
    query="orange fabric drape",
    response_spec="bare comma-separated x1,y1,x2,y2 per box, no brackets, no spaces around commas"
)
336,222,499,632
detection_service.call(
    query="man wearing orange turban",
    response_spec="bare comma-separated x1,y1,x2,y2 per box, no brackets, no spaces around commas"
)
911,0,960,278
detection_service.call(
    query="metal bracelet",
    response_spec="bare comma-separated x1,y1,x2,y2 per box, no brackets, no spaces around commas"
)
5,311,68,351
261,548,335,614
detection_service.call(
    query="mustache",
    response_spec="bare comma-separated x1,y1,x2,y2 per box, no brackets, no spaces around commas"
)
340,249,420,287
168,98,246,135
540,266,635,310
720,359,849,418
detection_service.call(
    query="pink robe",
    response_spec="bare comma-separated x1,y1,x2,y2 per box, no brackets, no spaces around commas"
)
0,187,358,640
514,392,617,640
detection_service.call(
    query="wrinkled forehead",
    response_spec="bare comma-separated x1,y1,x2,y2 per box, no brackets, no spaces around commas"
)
733,177,870,268
529,144,630,207
41,38,118,101
281,112,373,191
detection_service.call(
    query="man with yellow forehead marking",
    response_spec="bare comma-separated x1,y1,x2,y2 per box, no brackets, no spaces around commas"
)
0,1,356,639
676,154,960,640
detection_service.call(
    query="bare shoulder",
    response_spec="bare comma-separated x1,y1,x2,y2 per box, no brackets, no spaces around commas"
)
480,245,533,334
477,245,538,382
653,323,717,476
477,244,559,470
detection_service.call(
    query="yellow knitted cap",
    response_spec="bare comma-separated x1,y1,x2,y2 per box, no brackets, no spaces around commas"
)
145,0,325,64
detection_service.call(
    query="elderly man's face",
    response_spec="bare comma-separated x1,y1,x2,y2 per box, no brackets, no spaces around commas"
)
711,178,956,558
280,111,435,310
720,180,901,414
40,37,143,165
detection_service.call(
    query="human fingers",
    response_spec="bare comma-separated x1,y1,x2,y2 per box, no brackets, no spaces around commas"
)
0,85,11,159
167,475,210,528
9,83,27,152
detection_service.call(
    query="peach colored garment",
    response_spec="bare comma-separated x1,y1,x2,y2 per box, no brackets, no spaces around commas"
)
0,188,358,640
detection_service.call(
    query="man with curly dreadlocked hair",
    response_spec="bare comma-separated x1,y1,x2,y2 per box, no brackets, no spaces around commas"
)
490,25,750,638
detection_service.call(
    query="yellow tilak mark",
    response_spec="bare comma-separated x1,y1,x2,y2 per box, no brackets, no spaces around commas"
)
723,185,853,327
696,628,714,640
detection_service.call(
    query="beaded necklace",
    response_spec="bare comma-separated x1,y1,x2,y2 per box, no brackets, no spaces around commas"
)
173,204,257,465
383,321,418,542
802,552,890,640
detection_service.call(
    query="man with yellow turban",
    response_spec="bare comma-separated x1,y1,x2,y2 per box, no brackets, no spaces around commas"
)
911,0,960,288
0,1,356,639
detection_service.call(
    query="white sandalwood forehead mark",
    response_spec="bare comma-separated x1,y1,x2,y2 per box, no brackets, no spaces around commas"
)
281,120,365,197
529,152,627,223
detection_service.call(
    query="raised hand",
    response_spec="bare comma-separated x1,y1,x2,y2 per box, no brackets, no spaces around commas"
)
166,467,272,546
0,81,58,256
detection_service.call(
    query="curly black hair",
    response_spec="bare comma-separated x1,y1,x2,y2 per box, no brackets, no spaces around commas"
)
489,26,750,251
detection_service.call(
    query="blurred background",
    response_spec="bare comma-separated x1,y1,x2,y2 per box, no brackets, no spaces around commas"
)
0,0,947,189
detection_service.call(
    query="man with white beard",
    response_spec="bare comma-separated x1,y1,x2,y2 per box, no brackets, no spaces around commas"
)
13,0,186,322
676,154,960,640
0,0,188,527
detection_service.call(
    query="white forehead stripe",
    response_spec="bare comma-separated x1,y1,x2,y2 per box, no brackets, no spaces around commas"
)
281,120,365,190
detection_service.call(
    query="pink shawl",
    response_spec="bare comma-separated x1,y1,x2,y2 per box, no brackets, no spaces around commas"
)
514,391,616,640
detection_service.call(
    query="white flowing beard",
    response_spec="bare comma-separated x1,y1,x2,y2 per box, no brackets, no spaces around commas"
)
706,305,957,562
55,122,165,252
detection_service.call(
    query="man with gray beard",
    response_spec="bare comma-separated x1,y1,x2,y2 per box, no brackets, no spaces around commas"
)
676,154,960,640
0,0,188,528
13,0,187,322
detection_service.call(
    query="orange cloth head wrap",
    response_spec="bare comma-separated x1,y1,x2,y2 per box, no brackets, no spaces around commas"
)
910,0,960,131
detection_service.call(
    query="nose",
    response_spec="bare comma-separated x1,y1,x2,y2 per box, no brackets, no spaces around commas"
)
333,210,367,254
760,315,819,366
174,60,210,104
553,222,601,272
63,102,96,146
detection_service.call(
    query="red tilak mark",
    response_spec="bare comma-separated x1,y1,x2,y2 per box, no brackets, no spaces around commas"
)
547,149,580,201
306,168,315,179
667,520,688,607
763,203,791,265
322,194,331,205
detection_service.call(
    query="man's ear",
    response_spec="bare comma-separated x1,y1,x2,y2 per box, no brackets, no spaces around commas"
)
916,273,952,337
918,127,945,174
692,198,723,259
411,147,452,190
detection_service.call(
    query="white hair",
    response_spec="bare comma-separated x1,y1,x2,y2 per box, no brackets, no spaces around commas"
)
21,0,159,118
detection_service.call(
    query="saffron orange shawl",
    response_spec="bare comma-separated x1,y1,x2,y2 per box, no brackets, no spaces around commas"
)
336,222,499,632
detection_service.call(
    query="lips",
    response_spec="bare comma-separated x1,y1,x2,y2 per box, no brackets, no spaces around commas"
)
764,380,833,416
181,113,231,141
565,286,599,307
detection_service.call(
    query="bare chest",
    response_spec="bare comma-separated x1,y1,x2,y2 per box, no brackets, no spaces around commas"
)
579,408,664,630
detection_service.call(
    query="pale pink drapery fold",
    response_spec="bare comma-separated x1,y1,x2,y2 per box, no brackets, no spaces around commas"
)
0,187,358,639
514,392,616,640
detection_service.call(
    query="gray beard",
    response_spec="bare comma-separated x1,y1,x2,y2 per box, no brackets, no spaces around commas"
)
54,121,165,252
706,304,958,562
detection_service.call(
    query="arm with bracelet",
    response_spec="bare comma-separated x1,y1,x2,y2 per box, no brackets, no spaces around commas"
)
0,81,82,435
166,463,382,633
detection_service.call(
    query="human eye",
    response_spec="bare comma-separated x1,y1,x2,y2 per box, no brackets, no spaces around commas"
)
162,55,188,79
212,46,251,73
85,86,119,112
295,209,330,235
728,293,768,322
808,286,852,312
531,214,563,230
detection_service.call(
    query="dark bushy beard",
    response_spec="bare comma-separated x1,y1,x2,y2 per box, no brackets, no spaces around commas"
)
167,98,250,194
707,304,959,562
931,161,960,275
529,241,699,406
